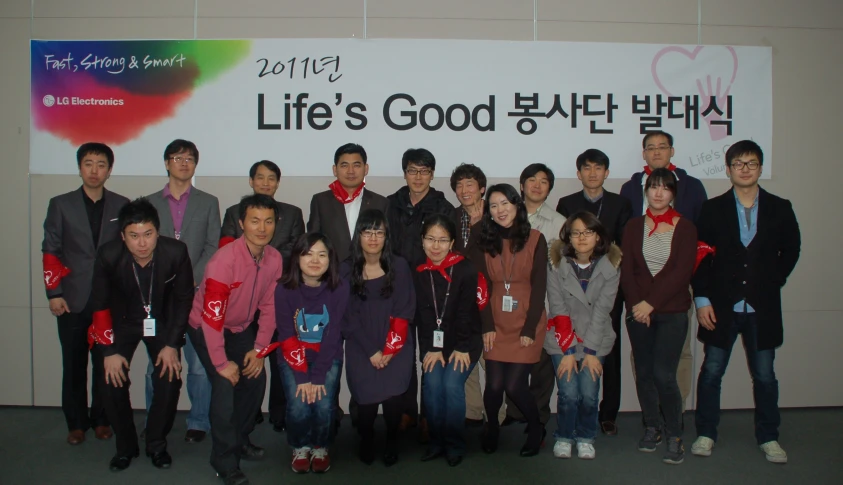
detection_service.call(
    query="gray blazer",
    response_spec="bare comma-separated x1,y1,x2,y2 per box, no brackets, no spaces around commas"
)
221,200,304,262
544,240,621,359
147,186,220,284
42,187,129,312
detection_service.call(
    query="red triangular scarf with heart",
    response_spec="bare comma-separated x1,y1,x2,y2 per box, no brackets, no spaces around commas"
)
329,180,365,204
646,207,681,236
644,163,676,175
416,252,464,282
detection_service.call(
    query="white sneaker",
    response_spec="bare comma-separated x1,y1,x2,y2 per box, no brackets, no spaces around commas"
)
553,441,572,458
577,442,596,459
691,436,714,457
759,441,788,464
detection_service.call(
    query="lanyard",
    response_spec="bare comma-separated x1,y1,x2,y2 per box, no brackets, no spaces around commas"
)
429,267,453,328
499,251,517,295
132,260,154,318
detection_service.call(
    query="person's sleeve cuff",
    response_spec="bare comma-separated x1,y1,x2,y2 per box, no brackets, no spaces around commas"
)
694,297,712,309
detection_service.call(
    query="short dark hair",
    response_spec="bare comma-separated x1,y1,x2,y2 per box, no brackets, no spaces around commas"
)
725,140,764,167
76,142,114,168
642,130,674,149
163,139,199,163
249,160,281,179
350,209,394,298
479,184,531,256
118,197,160,232
238,194,277,222
281,232,340,290
402,148,436,172
449,163,487,192
519,163,555,196
420,214,457,242
560,210,611,261
334,143,367,165
644,168,678,197
576,149,610,171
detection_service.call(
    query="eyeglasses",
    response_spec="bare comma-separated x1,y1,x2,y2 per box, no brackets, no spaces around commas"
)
423,236,452,246
570,230,596,239
730,161,760,171
406,168,432,176
169,156,196,165
361,230,386,240
644,145,671,153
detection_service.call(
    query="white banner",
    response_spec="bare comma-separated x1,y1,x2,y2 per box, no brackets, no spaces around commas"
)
31,39,772,178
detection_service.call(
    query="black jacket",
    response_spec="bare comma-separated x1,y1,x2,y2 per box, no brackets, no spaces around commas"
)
692,188,800,350
387,187,456,266
90,236,195,356
413,258,482,361
556,190,632,244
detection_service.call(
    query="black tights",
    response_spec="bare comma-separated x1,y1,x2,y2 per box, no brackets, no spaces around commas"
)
356,394,403,445
484,360,541,438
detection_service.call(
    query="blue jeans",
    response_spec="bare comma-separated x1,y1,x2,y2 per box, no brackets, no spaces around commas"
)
422,359,476,457
551,354,604,444
278,358,342,449
695,312,779,444
145,332,211,431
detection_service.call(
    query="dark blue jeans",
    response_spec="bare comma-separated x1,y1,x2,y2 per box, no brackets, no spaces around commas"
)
422,359,476,457
551,354,604,444
695,312,779,444
278,358,342,449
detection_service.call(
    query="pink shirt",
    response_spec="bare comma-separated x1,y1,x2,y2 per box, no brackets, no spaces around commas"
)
162,183,191,239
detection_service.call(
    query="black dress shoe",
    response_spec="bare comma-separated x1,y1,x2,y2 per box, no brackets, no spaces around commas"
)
420,448,444,462
147,450,172,469
109,451,139,472
481,426,499,454
184,429,206,443
520,424,544,456
446,455,463,467
383,451,399,467
270,419,286,433
255,413,264,424
240,444,265,461
218,468,250,485
359,440,375,465
600,420,618,436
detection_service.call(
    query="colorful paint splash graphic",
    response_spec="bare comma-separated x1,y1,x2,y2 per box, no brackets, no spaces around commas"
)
31,40,251,145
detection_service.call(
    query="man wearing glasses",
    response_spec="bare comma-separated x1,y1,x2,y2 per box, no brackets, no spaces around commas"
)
386,148,455,440
146,139,221,444
690,140,800,463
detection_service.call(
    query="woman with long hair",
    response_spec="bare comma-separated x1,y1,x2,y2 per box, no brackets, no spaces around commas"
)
275,233,349,474
413,214,482,467
545,211,621,460
469,184,548,457
341,209,416,467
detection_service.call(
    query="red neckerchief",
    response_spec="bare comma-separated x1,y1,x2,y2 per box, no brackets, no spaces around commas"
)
646,207,681,236
329,180,365,204
644,163,676,175
416,252,464,282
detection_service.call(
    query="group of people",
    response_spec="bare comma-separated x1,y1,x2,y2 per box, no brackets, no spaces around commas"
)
43,131,800,485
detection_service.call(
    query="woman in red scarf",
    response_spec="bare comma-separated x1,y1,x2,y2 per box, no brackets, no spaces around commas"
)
412,214,482,467
620,168,697,465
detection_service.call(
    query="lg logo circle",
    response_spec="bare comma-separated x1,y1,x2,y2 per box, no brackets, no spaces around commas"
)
42,95,56,107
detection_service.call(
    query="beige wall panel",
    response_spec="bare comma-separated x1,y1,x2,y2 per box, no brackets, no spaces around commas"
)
703,0,843,29
0,307,33,405
34,0,195,18
32,306,61,405
538,0,698,25
198,0,363,19
32,17,195,40
0,0,30,18
197,17,363,39
368,0,533,20
367,18,534,40
538,20,698,44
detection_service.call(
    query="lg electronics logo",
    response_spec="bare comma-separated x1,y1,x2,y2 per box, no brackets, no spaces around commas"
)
40,95,125,107
43,95,55,107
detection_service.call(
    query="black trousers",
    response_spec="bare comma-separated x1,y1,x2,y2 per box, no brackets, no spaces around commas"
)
100,332,181,456
260,330,286,424
57,309,108,431
188,325,266,474
599,288,625,423
504,349,554,425
357,394,403,445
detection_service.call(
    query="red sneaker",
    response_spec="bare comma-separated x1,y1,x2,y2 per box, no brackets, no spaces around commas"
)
310,447,331,473
291,447,311,473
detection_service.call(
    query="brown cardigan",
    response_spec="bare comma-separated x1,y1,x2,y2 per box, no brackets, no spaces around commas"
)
620,215,697,314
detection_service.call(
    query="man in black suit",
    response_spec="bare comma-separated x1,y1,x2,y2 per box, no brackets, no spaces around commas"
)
221,160,305,432
556,149,632,436
42,142,129,445
691,140,800,464
88,198,195,471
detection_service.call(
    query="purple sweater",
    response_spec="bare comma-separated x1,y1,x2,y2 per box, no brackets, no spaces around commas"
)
274,278,349,386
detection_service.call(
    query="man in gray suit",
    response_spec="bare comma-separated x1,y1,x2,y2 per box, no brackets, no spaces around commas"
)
220,159,304,432
145,139,221,443
42,142,129,445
